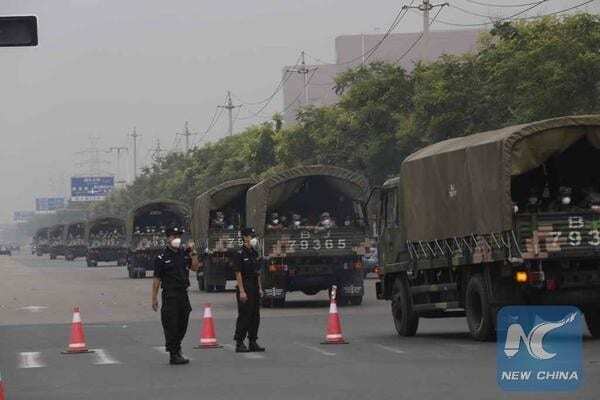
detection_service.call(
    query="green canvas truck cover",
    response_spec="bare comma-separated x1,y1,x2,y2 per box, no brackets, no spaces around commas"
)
400,115,600,242
192,178,258,245
246,165,369,236
126,199,190,239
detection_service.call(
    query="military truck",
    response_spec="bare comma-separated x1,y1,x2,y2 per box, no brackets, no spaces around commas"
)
64,221,87,261
247,165,373,307
192,178,257,292
48,224,67,260
375,115,600,340
86,216,127,267
33,227,50,256
127,200,190,279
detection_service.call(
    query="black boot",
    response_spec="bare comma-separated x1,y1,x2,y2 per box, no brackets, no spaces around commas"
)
169,352,190,365
249,340,265,352
235,340,250,353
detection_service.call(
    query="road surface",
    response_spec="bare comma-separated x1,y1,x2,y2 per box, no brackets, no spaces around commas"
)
1,251,599,400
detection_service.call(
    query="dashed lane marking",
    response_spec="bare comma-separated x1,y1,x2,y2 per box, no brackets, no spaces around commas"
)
295,343,336,356
18,352,45,368
375,344,406,355
19,306,48,312
91,349,120,365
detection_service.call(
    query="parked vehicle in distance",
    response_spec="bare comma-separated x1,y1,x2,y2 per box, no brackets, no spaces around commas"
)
0,244,12,256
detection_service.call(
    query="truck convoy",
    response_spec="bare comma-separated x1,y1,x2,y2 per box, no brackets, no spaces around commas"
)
375,115,600,340
192,178,257,292
64,221,87,261
48,224,66,260
86,216,127,267
246,165,373,307
127,200,190,279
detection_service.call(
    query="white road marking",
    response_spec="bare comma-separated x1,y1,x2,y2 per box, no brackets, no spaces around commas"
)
19,306,48,312
90,349,120,365
223,343,265,359
296,343,336,356
376,344,406,354
18,352,45,368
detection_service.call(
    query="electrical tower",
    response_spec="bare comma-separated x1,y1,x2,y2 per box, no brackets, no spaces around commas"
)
108,146,128,185
176,121,196,152
75,136,111,176
150,138,166,163
218,91,241,136
129,127,141,179
287,51,318,105
403,0,448,60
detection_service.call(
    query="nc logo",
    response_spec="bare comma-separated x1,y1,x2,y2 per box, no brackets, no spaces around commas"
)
503,313,577,360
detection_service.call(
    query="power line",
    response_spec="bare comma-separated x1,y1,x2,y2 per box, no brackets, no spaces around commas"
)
432,0,550,26
129,127,141,179
282,68,319,114
232,53,304,107
461,0,547,8
451,3,499,18
396,5,446,63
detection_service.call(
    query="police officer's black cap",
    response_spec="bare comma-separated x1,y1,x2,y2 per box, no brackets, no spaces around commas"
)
165,226,184,236
241,227,256,237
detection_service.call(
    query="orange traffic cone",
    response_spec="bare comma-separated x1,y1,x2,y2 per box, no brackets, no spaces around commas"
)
195,304,223,349
62,307,93,354
321,286,348,345
0,371,5,400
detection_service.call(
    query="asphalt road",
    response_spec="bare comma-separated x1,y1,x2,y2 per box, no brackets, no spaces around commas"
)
1,251,599,400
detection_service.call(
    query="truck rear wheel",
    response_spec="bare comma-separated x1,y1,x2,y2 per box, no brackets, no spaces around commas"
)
391,275,419,336
585,307,600,339
465,274,495,341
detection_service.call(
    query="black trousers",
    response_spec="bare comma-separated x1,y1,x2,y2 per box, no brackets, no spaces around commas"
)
234,280,260,341
161,290,192,354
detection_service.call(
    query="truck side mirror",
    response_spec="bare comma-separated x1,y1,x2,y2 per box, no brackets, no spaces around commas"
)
0,16,38,47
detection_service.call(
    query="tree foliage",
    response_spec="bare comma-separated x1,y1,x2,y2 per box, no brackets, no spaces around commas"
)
88,14,600,220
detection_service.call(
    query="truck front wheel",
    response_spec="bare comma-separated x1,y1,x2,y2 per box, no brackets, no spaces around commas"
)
391,275,419,336
465,274,495,341
585,307,600,339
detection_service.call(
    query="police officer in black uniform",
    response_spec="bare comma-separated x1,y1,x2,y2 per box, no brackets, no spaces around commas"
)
151,226,200,365
233,227,266,353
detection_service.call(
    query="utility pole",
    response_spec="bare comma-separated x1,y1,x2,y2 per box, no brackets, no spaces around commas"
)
129,127,141,179
176,121,196,152
218,91,241,136
286,51,318,105
403,0,448,61
108,146,128,185
150,138,166,163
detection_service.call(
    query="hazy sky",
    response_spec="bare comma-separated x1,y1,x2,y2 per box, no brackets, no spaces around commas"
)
0,0,597,223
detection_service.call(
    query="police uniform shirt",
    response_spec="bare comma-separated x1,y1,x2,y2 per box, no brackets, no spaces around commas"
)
153,247,191,292
233,246,260,280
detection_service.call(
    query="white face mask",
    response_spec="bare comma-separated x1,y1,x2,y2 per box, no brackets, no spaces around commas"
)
249,237,259,248
170,238,182,248
273,219,279,224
